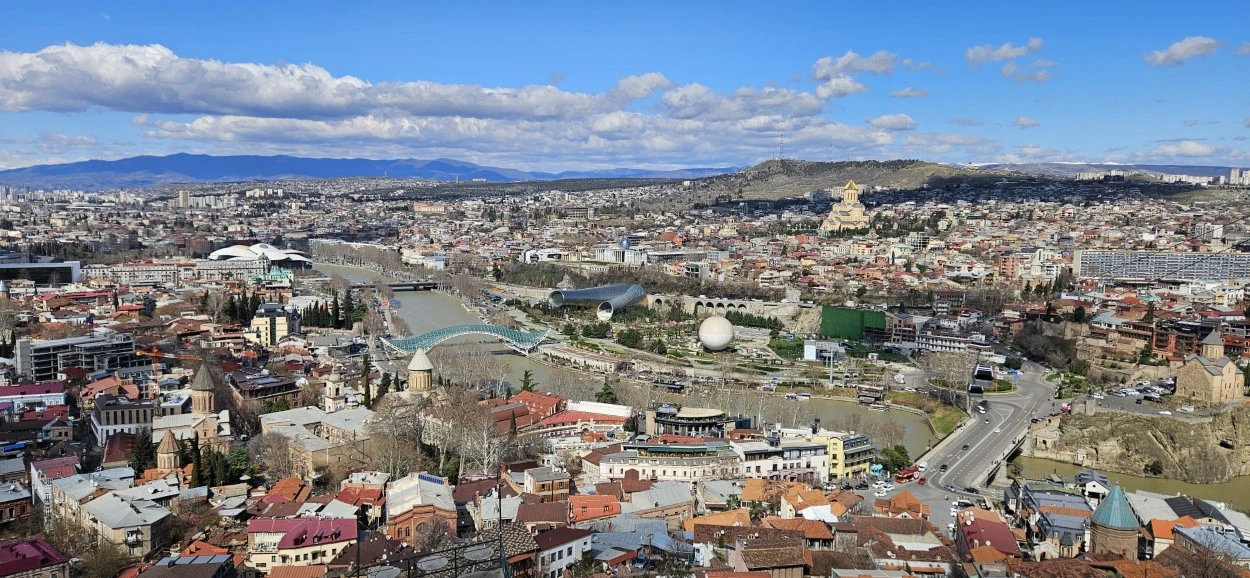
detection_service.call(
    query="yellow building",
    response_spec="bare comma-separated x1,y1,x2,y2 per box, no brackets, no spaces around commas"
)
1175,330,1244,406
820,180,869,235
813,429,875,480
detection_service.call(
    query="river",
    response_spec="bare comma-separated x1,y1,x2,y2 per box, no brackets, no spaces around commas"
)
315,263,936,456
1012,456,1250,512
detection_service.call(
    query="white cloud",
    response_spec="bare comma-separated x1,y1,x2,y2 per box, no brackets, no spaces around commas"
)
814,75,868,99
1148,139,1218,157
1000,61,1017,78
966,37,1044,64
902,58,934,71
890,87,928,98
660,84,824,121
0,42,670,120
950,117,983,127
1001,59,1055,83
813,50,897,77
865,114,917,131
1145,36,1219,66
1013,116,1040,129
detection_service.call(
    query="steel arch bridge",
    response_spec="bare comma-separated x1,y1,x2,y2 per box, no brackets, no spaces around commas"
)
381,324,548,355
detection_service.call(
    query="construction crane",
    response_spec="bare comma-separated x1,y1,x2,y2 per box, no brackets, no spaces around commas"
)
136,346,202,399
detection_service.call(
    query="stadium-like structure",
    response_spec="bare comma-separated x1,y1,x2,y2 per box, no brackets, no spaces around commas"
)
207,243,313,268
548,283,647,321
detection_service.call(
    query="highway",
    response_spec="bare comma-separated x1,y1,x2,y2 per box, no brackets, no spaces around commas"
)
918,358,1055,494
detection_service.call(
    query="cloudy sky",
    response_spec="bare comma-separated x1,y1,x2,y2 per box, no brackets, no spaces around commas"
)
1,0,1248,171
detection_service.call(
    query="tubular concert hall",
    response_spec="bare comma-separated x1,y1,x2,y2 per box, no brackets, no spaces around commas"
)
548,283,646,321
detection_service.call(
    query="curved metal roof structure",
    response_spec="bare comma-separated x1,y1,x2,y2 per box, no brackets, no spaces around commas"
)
207,243,312,267
548,283,647,321
381,324,548,355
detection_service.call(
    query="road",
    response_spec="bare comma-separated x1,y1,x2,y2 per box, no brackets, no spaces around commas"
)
919,358,1055,494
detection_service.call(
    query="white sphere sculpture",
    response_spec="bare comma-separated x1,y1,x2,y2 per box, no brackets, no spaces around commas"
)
699,316,735,351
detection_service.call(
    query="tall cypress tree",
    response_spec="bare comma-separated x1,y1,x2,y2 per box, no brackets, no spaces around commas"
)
331,293,342,329
343,290,355,329
190,434,202,487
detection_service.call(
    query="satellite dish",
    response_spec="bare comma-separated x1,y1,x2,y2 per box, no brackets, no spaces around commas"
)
416,556,448,572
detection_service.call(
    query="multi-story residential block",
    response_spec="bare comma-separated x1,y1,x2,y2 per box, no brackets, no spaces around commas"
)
89,395,158,449
15,334,137,382
1074,249,1250,282
534,527,594,578
733,434,830,485
79,493,171,557
0,538,69,578
246,518,357,573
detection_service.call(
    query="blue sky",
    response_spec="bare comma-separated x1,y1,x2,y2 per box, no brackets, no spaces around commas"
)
1,0,1247,171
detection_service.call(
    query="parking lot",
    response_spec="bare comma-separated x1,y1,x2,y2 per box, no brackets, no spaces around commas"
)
1084,379,1188,416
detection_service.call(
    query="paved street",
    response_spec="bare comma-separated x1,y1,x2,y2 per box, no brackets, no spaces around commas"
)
919,359,1055,494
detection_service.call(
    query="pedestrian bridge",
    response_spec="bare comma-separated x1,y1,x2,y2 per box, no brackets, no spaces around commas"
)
380,324,548,355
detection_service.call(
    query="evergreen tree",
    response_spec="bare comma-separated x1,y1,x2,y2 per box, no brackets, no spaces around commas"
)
520,370,536,392
189,434,202,487
343,290,355,329
127,427,156,472
377,372,391,402
508,412,518,438
331,293,342,329
595,381,619,404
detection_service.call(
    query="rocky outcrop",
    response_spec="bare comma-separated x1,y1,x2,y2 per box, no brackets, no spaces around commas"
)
1036,407,1250,483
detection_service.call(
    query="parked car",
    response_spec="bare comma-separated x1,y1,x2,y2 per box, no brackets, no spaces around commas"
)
1159,410,1172,416
874,489,888,497
939,464,949,473
1091,393,1104,400
964,487,980,494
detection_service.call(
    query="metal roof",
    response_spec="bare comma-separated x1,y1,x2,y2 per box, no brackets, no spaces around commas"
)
1091,486,1138,530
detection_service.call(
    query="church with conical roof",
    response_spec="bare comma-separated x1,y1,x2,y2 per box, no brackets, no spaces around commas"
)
1175,329,1244,406
1089,485,1139,558
150,363,232,458
820,180,869,235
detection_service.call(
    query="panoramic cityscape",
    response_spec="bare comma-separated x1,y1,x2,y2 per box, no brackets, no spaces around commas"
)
1,3,1249,578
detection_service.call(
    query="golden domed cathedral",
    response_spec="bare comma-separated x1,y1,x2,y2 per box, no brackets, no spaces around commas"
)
820,180,869,235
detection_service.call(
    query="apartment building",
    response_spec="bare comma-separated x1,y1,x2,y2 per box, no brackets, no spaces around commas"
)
1074,250,1250,282
15,334,136,381
89,395,158,449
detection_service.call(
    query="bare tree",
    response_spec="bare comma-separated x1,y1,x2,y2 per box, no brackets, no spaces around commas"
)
355,396,430,479
250,432,298,480
416,517,453,552
295,380,324,408
878,418,906,448
203,292,231,323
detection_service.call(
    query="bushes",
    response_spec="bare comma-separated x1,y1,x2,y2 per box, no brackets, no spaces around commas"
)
724,310,784,331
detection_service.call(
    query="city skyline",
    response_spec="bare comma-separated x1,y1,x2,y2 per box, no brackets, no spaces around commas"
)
1,0,1248,171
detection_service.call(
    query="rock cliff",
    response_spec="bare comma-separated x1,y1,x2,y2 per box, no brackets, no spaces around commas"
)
1039,407,1250,483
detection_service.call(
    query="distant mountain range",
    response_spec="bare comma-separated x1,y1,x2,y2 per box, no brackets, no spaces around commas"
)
981,162,1235,178
0,153,739,189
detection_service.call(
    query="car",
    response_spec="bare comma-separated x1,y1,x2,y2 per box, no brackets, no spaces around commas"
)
984,418,990,423
961,444,969,451
939,464,949,473
993,428,1001,433
917,477,926,485
944,483,957,492
1111,391,1127,397
874,489,888,497
1091,393,1104,400
953,499,974,508
1159,410,1172,415
964,487,981,494
882,483,896,491
1124,389,1141,396
874,480,888,488
1030,417,1041,424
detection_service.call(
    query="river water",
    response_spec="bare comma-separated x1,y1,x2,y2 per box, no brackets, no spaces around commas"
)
316,264,935,456
1012,456,1250,512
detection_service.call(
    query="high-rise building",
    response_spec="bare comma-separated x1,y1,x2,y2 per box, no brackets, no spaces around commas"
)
178,189,190,209
1232,168,1242,185
1073,249,1250,282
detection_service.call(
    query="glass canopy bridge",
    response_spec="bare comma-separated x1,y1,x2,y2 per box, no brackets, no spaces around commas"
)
380,324,549,355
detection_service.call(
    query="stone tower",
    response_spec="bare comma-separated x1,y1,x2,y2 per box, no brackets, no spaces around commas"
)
156,431,180,471
1089,485,1139,559
407,349,433,391
189,364,217,415
842,179,860,204
1200,329,1225,360
323,370,346,412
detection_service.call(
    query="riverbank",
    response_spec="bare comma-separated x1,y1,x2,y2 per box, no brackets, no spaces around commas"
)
1013,456,1250,512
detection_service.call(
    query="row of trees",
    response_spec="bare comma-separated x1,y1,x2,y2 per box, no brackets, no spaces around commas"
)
724,310,784,332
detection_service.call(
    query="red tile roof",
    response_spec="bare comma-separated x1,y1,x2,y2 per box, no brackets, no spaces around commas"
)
538,410,627,427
